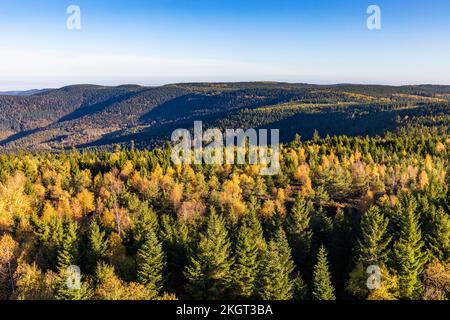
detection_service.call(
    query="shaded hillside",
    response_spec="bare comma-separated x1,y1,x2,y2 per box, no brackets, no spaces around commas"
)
0,82,449,150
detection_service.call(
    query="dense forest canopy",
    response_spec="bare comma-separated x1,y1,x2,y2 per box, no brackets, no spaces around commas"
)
0,127,448,300
0,83,448,300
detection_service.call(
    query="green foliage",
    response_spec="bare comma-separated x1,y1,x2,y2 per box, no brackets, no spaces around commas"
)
424,207,450,262
54,273,92,301
0,112,448,300
356,206,391,266
1,83,449,149
136,228,166,299
391,195,428,299
293,273,309,300
346,262,371,299
132,202,158,249
56,220,79,272
256,228,295,300
286,197,313,272
184,209,233,299
242,210,267,254
87,219,108,269
231,221,259,298
160,214,191,297
312,246,336,300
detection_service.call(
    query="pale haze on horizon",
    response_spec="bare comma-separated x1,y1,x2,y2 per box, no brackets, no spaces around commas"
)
1,0,450,91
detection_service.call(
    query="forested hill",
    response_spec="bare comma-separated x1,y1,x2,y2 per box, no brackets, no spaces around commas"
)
0,82,449,150
0,83,449,301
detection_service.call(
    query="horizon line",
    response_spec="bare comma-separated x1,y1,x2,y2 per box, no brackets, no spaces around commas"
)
2,80,450,93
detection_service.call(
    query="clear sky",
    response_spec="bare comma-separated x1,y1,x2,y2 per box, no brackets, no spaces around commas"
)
1,0,450,90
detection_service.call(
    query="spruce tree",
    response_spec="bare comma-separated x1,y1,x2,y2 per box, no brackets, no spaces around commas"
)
160,214,191,297
391,195,427,299
311,207,333,250
356,206,391,266
328,208,354,294
56,220,79,272
184,209,233,299
54,220,90,300
136,227,166,299
133,201,158,249
293,273,309,300
256,228,295,300
54,268,91,300
286,197,313,272
232,222,259,298
87,219,108,269
275,228,295,277
242,210,267,254
312,245,335,300
424,207,450,262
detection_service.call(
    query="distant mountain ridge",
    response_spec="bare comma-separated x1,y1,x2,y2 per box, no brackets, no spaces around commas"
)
0,89,52,96
0,82,448,150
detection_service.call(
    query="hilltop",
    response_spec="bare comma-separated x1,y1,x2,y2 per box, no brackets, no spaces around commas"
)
0,82,449,150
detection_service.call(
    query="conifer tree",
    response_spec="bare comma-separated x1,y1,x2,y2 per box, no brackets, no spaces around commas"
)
275,228,296,277
54,268,92,300
54,221,91,300
424,207,450,262
348,206,391,299
329,208,354,293
242,210,267,254
87,219,108,269
184,209,233,299
232,222,259,298
256,228,295,300
391,195,428,299
56,220,79,272
286,196,313,273
312,245,335,300
160,214,191,297
355,206,391,266
293,273,309,300
136,227,166,299
311,207,333,250
132,201,158,249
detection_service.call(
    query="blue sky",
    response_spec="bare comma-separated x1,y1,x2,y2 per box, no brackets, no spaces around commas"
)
1,0,450,90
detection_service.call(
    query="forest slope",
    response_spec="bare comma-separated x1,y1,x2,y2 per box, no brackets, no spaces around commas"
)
0,82,449,150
